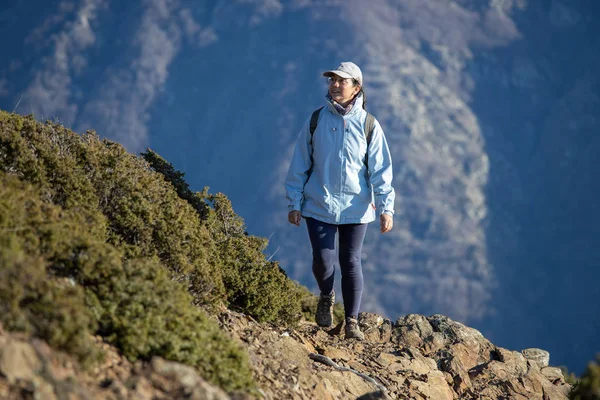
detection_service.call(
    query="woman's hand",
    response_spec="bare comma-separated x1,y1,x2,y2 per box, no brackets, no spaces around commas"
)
288,210,301,226
380,213,393,233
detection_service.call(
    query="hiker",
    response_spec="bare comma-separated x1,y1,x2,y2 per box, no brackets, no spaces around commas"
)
284,62,395,340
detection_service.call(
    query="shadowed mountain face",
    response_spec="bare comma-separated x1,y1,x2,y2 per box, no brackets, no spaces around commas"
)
1,0,598,373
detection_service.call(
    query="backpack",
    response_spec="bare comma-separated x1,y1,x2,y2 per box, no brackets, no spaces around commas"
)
309,106,376,167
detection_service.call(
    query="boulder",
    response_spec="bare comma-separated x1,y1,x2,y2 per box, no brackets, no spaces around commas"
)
0,339,41,384
522,348,551,368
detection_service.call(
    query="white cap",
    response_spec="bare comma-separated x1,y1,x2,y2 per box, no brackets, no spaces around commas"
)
322,62,363,86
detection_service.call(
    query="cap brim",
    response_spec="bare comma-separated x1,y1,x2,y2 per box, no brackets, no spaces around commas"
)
322,70,354,80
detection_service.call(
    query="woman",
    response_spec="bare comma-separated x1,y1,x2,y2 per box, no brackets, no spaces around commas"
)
284,61,395,340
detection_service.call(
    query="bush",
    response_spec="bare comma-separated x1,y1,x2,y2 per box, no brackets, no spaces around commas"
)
0,175,99,365
142,149,304,325
140,148,210,220
0,172,254,392
570,356,600,400
0,245,99,365
0,111,305,326
560,366,580,386
0,109,311,389
75,252,255,392
0,111,224,306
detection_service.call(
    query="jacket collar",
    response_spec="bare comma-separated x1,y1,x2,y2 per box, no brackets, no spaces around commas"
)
326,93,364,117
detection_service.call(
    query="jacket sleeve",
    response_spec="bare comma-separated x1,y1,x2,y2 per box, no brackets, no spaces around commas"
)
367,120,395,217
284,118,313,212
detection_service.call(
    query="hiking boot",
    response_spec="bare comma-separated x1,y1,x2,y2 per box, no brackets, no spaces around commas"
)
315,291,335,327
345,317,364,340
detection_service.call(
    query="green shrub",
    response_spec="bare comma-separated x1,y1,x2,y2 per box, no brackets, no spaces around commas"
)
142,150,304,325
0,111,224,307
0,176,99,365
560,366,580,386
73,251,254,392
0,173,254,392
0,113,106,240
0,109,311,388
570,356,600,400
140,148,210,220
1,111,305,325
0,245,99,364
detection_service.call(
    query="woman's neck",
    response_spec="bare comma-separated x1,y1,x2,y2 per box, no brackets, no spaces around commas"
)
327,93,359,115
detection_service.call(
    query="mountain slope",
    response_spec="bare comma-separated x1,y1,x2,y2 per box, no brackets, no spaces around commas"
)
0,0,598,374
0,311,574,399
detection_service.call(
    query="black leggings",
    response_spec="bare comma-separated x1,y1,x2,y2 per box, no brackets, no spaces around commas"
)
305,217,368,319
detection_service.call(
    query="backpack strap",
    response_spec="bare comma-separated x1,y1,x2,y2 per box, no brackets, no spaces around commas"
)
309,106,324,143
364,113,376,169
365,113,375,146
308,107,323,175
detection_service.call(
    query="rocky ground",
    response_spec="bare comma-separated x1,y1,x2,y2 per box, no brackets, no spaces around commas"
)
0,322,234,400
221,311,572,400
0,311,572,399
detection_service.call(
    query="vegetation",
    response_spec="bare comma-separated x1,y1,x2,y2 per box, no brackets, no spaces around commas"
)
561,366,580,386
141,149,303,323
570,356,600,400
0,110,307,392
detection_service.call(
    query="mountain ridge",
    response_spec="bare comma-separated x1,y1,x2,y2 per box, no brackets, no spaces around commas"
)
1,0,599,374
1,109,597,399
0,309,577,399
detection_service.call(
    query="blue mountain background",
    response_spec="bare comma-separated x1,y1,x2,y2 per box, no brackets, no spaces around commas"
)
1,0,598,375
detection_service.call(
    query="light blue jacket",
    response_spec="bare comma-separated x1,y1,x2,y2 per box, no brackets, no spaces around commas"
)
285,94,395,224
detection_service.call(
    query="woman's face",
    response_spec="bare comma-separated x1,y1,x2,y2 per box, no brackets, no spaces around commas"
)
328,74,361,106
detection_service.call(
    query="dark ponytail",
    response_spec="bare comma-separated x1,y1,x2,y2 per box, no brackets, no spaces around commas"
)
360,88,367,110
353,79,367,110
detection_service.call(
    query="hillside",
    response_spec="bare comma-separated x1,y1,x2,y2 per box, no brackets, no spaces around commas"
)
1,111,595,399
1,0,599,375
0,311,576,399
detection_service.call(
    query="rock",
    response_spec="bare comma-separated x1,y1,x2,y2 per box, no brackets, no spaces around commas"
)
151,357,199,388
359,312,393,343
522,348,550,368
422,332,446,354
127,376,154,400
313,381,336,400
495,347,528,376
376,352,399,367
322,347,352,362
427,314,485,343
407,370,455,400
393,314,435,348
149,357,231,400
0,339,41,384
388,347,436,376
31,339,76,382
428,315,493,369
519,364,545,395
541,366,565,383
541,375,572,399
0,308,573,400
107,379,129,398
439,355,471,394
31,377,58,400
